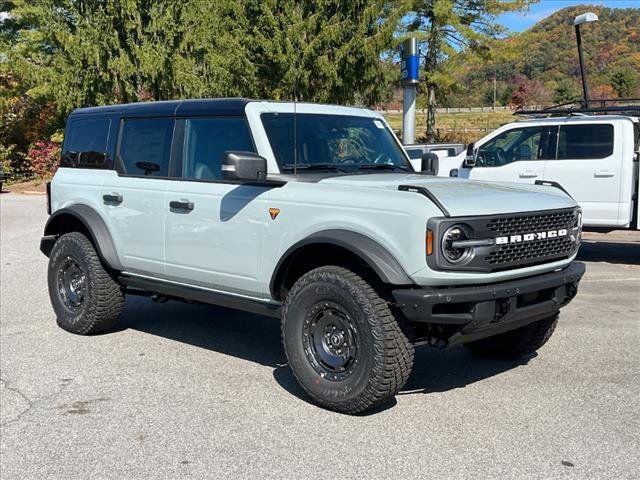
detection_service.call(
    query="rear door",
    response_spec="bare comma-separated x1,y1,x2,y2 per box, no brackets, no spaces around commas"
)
542,121,621,226
464,125,556,183
101,117,177,276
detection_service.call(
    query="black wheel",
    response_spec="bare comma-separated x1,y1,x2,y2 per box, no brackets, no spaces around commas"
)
464,314,558,360
47,232,124,335
281,266,414,414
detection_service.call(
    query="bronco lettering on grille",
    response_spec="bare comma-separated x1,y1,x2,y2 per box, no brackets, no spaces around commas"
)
495,229,568,245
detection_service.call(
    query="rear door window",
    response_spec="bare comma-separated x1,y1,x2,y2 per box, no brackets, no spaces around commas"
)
556,124,614,159
117,118,174,177
61,117,111,168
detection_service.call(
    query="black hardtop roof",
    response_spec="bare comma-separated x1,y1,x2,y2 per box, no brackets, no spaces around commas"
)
69,98,254,117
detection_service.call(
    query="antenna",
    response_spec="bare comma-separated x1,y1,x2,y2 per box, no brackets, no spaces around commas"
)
293,77,298,176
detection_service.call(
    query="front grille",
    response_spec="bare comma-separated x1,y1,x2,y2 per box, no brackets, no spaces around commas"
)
484,208,579,270
487,210,576,236
427,207,581,273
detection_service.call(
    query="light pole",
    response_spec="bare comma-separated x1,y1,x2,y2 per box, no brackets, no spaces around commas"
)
574,12,598,109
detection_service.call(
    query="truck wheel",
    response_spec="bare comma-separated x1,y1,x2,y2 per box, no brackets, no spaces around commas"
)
47,232,124,335
464,314,558,360
281,266,414,414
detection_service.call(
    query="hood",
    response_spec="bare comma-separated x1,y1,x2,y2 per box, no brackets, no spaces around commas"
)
318,173,576,217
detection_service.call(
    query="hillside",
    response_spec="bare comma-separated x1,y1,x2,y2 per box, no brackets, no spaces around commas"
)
439,5,640,107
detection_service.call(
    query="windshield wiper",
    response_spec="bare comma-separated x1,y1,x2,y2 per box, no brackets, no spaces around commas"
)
283,163,352,173
357,163,409,171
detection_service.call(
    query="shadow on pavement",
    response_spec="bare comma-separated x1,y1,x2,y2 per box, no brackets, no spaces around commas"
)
119,295,528,411
577,240,640,265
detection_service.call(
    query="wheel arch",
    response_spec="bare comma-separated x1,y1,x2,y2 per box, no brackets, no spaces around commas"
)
41,205,122,271
269,230,414,301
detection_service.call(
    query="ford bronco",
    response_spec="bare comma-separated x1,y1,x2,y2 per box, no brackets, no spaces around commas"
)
41,99,585,414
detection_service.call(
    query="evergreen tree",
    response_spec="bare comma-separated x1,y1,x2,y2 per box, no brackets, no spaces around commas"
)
245,0,401,105
609,67,637,98
552,79,579,104
3,0,401,115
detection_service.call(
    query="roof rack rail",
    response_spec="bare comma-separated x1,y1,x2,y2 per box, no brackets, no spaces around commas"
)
516,98,640,117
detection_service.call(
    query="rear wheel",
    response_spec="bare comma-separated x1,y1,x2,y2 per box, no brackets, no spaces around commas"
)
464,314,558,360
47,232,124,335
281,266,413,414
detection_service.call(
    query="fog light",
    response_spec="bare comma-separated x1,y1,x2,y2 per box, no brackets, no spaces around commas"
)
441,224,474,264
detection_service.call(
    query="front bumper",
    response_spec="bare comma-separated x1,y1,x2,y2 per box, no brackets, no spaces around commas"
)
392,261,585,346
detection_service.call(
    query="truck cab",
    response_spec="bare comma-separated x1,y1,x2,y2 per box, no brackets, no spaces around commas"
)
458,115,640,230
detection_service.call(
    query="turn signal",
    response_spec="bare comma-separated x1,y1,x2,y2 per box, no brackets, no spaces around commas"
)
426,229,433,256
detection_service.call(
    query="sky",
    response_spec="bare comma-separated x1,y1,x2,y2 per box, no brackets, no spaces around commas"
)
498,0,639,33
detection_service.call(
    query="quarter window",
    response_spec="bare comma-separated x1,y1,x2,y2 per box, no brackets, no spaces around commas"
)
118,118,174,177
182,117,255,181
61,117,111,169
556,124,614,159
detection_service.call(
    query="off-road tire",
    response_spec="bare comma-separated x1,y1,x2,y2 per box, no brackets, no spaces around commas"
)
281,266,414,414
464,314,559,360
48,232,124,335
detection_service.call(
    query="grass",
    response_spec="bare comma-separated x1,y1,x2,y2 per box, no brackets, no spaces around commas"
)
383,110,516,144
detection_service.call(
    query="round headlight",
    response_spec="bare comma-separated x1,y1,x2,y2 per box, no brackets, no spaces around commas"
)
441,224,474,264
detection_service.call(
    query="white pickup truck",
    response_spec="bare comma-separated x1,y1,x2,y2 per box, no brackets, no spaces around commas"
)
454,115,640,231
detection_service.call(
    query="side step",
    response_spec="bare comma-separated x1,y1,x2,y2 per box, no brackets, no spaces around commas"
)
118,274,282,318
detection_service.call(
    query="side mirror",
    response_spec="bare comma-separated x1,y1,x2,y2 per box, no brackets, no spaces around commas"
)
421,152,439,176
135,161,160,175
222,151,268,182
463,143,476,168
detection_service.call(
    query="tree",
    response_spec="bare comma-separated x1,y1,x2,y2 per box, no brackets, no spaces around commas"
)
609,67,637,98
4,0,402,115
245,0,402,105
591,84,616,100
553,79,579,104
403,0,535,140
4,1,256,111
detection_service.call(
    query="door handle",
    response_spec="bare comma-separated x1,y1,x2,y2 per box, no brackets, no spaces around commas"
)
103,193,123,204
519,170,538,178
169,200,194,211
594,170,615,178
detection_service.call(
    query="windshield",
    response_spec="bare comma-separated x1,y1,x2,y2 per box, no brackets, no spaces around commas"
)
261,113,413,172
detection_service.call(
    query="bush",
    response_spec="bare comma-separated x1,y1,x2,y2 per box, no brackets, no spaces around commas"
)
27,140,61,179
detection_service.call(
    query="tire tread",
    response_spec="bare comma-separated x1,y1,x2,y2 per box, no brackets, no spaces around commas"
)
48,232,124,335
282,266,414,414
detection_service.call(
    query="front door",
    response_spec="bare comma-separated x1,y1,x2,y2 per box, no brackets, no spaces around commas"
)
461,125,555,184
164,117,270,296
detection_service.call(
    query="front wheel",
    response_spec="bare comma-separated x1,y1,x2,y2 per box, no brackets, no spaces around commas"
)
47,232,124,335
281,266,414,414
464,314,559,360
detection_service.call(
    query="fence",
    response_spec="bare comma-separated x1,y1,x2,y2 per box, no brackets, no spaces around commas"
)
379,105,545,114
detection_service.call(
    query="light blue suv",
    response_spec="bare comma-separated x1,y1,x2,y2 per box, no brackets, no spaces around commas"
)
40,99,585,414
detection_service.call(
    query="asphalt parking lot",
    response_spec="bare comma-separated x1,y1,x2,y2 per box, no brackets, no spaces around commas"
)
1,192,639,479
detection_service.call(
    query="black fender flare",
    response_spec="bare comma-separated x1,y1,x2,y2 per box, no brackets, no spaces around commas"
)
41,205,123,271
269,229,414,297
